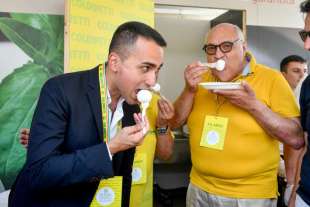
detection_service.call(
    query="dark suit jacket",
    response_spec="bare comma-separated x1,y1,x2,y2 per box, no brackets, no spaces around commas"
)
9,66,139,207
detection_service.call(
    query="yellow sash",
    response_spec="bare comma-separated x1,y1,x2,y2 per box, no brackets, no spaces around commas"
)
90,64,123,207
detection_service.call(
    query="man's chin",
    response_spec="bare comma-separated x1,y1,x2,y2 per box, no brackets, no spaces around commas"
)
126,98,139,105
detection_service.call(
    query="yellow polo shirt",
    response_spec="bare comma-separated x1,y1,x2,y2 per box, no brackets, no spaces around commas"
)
188,53,299,198
130,95,158,207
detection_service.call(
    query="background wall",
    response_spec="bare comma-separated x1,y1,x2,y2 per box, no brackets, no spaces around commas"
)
156,0,305,29
155,15,209,101
67,0,154,72
0,0,64,14
0,0,306,28
247,25,309,69
0,42,30,81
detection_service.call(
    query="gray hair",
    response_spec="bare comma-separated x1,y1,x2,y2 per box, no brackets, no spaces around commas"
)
233,24,245,42
205,23,245,43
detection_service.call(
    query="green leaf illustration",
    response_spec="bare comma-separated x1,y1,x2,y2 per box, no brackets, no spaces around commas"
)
10,13,65,67
10,13,64,44
0,63,50,188
0,17,60,74
0,12,64,188
2,14,64,76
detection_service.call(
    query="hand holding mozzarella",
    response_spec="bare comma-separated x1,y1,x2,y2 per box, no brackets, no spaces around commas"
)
200,59,225,71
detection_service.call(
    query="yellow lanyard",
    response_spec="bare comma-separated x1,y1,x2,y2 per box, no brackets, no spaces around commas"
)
98,64,110,143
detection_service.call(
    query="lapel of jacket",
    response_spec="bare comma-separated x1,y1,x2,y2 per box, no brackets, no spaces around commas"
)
86,66,103,141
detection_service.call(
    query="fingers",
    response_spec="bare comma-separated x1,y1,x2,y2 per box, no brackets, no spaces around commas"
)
118,123,147,148
133,113,143,125
212,81,254,99
211,81,258,110
125,120,144,134
19,128,30,148
134,112,149,135
158,99,175,120
212,89,240,98
184,62,207,91
20,128,30,135
241,81,254,95
185,67,205,83
130,113,150,137
143,117,150,134
20,139,29,148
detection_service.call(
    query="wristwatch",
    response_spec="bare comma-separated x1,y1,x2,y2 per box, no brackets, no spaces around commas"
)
156,125,169,135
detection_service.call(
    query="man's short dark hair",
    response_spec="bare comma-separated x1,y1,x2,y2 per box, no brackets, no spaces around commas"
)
280,55,307,72
301,0,310,13
108,21,167,60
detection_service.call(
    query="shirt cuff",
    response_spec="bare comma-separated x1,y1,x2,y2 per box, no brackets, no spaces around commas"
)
106,144,113,160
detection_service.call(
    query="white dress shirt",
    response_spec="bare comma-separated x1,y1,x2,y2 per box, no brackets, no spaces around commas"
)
105,90,125,159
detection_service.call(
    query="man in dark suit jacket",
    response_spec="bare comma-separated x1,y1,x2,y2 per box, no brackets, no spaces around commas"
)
9,21,167,207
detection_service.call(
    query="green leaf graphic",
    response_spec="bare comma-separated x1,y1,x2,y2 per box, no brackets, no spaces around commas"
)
0,12,64,189
0,63,50,188
0,17,52,68
10,13,64,44
8,14,64,75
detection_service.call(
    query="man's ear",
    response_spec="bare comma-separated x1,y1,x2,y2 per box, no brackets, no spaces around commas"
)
107,52,121,72
242,41,247,52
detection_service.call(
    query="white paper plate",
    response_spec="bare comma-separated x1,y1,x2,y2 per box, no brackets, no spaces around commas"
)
199,82,241,90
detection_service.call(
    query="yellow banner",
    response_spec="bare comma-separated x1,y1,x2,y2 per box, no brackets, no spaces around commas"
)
66,0,154,72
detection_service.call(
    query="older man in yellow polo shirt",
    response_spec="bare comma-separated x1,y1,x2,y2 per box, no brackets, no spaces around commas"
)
171,23,304,207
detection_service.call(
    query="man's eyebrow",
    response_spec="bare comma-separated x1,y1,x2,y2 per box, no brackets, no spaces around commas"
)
141,62,163,69
141,62,156,67
291,67,304,70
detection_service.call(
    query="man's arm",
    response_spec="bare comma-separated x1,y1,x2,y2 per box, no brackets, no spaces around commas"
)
170,62,206,128
287,132,308,207
248,101,303,149
214,81,304,149
284,142,305,206
284,144,304,185
171,88,195,128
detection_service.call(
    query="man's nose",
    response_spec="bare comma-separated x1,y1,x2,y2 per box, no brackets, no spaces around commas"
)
300,71,306,79
304,36,310,50
145,71,156,87
214,47,224,59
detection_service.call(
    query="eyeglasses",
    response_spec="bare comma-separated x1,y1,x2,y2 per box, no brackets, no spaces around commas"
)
202,39,241,55
299,30,310,42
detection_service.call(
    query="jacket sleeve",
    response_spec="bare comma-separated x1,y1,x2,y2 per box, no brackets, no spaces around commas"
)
24,77,113,191
300,77,310,130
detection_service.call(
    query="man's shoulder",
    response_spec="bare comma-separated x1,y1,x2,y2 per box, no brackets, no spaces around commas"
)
40,66,99,96
302,74,310,88
53,66,98,82
254,64,283,81
255,64,280,75
247,52,280,77
45,66,98,87
301,75,310,97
